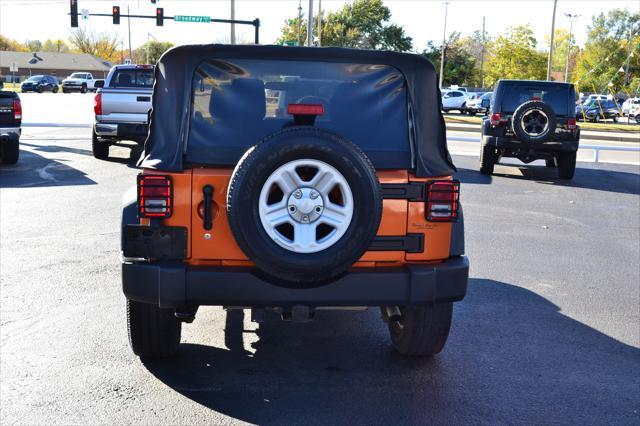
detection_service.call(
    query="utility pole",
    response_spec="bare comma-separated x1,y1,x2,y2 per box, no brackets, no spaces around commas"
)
230,0,236,44
480,16,486,88
307,0,314,47
625,28,633,85
127,5,132,60
439,1,449,89
297,0,302,46
564,12,580,83
546,0,558,81
317,0,322,47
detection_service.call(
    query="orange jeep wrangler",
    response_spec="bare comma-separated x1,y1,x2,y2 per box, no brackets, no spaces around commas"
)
121,45,469,358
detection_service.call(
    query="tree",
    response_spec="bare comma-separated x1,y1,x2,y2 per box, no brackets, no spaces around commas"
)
276,0,412,52
422,32,479,87
0,35,27,52
68,28,121,62
573,9,640,93
484,25,547,87
24,39,42,52
42,39,71,53
133,40,174,64
544,28,575,76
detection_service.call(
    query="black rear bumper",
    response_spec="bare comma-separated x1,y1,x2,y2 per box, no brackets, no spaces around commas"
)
122,256,469,308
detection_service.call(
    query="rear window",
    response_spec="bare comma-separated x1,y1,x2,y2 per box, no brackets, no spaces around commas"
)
110,68,154,88
501,84,573,115
188,58,409,169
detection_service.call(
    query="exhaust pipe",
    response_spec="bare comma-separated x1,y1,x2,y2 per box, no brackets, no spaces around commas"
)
384,306,402,322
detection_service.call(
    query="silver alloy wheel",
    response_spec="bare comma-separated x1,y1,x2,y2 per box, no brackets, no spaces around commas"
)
520,109,549,136
258,159,354,254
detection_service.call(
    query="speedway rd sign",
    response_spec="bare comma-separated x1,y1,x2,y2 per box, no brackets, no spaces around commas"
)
174,15,211,23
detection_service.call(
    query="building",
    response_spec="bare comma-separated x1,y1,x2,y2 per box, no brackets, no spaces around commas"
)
0,51,112,82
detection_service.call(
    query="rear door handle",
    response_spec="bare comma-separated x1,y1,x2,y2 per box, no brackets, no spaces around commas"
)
137,96,150,102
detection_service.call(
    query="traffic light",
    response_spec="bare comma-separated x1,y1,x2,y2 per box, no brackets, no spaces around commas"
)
113,5,120,25
156,7,164,26
70,0,78,28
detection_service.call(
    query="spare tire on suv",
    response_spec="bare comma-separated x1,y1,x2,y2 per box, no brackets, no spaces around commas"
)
226,127,383,286
512,100,557,143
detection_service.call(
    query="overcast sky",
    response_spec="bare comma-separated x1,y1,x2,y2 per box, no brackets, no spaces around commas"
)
1,0,638,53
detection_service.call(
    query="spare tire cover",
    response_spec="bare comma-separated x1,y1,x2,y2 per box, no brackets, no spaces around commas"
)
227,127,382,286
512,100,557,143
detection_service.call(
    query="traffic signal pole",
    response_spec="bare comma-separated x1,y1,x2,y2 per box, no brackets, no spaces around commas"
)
69,3,261,44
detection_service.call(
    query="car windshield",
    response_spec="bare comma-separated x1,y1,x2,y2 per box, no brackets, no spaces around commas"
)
501,84,572,115
70,73,85,78
188,58,409,169
27,75,44,81
110,68,154,88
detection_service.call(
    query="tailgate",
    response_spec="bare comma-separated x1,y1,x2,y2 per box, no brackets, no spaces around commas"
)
99,88,152,123
0,93,18,127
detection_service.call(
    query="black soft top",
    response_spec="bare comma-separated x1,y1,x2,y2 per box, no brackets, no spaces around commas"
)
139,44,455,177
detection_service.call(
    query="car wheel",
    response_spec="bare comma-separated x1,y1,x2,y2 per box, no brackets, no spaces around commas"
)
387,303,453,356
227,127,383,286
557,151,577,180
62,89,68,94
127,300,181,359
52,85,58,93
468,110,477,116
635,115,640,124
479,138,496,175
92,130,109,159
36,87,43,93
81,84,87,94
612,115,618,123
460,102,466,114
1,137,19,165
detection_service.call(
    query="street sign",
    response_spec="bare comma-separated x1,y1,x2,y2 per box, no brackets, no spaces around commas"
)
10,62,18,73
174,15,211,23
81,9,89,20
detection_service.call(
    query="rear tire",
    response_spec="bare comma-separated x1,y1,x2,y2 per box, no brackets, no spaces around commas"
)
479,139,496,175
127,300,181,359
1,137,19,165
92,130,109,159
81,84,87,94
52,86,58,93
557,151,576,180
388,303,453,356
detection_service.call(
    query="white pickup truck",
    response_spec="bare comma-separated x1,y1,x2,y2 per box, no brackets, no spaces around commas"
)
62,72,96,93
92,64,154,159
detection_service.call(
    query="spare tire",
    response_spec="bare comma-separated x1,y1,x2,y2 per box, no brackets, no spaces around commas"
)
512,100,557,143
227,127,382,286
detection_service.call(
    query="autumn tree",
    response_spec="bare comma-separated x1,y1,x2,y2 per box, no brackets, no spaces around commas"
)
277,0,412,52
68,28,121,62
133,40,174,65
42,39,71,53
0,35,27,52
484,25,547,87
422,32,479,87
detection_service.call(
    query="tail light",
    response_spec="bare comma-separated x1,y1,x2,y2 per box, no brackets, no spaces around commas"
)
13,98,21,120
94,93,102,115
490,113,502,126
287,103,325,116
567,117,577,130
137,174,172,218
426,180,460,222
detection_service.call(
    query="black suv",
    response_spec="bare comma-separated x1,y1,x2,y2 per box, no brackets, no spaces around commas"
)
20,75,59,93
480,80,580,180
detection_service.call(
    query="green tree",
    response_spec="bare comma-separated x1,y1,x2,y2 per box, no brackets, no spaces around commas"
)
573,9,640,93
277,0,412,52
544,28,576,77
42,39,71,53
484,25,547,87
0,35,27,52
68,28,121,63
422,32,479,87
133,40,174,64
24,39,42,52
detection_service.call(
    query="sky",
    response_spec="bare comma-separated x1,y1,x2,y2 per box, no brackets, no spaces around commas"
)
1,0,638,53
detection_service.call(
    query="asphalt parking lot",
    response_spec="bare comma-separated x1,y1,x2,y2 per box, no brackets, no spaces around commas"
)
1,128,638,424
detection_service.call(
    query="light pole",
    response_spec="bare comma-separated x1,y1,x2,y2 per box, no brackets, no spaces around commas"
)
546,0,558,81
564,12,580,82
317,0,322,47
230,0,236,44
480,16,486,88
297,0,302,46
439,1,450,89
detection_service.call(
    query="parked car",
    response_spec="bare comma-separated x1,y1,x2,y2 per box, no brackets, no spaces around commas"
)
442,89,469,113
92,64,154,159
20,75,59,93
121,45,469,359
0,90,21,164
480,79,580,179
466,91,493,115
575,99,620,122
62,72,96,93
621,97,640,116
